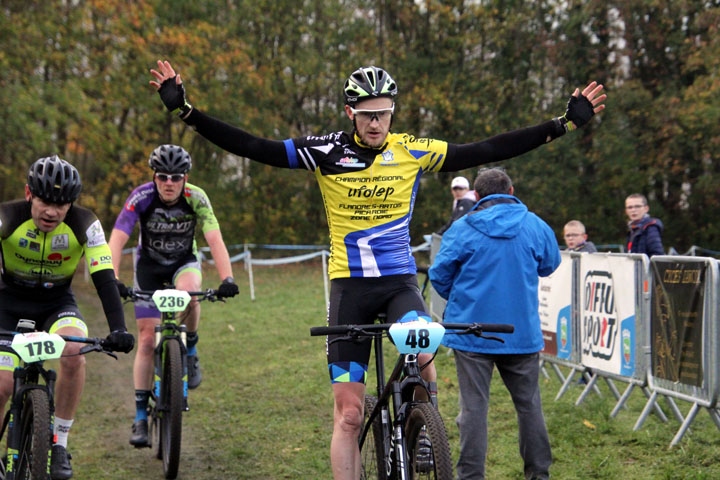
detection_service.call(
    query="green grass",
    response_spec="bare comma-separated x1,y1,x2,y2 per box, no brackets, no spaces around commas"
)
64,261,720,479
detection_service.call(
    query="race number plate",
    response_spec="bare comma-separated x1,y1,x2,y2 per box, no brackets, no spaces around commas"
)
152,289,191,313
12,332,66,363
388,320,445,354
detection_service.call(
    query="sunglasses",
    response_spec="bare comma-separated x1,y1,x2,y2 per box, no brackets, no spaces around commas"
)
155,173,185,183
350,105,395,122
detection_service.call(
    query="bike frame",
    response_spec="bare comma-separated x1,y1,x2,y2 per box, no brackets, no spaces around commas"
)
361,329,434,479
0,332,113,480
2,361,56,480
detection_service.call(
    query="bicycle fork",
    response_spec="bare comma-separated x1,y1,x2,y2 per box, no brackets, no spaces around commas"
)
5,369,56,480
153,324,189,412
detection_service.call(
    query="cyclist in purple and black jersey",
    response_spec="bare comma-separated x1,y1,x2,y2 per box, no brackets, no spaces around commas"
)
108,144,238,448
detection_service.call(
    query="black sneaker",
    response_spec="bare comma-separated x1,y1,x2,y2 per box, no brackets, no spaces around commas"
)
415,427,434,474
50,444,73,480
187,354,202,389
129,419,149,448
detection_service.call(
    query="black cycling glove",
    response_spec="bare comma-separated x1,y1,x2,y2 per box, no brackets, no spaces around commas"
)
116,280,130,299
105,329,135,353
554,93,595,135
217,277,239,298
158,76,193,118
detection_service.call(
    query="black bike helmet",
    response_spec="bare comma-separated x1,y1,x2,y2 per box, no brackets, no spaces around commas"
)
343,66,398,106
148,144,192,174
27,155,82,204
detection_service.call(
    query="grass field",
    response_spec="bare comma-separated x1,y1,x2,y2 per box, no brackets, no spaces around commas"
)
65,260,719,479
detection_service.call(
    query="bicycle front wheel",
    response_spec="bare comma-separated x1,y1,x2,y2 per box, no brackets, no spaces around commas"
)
405,402,453,480
160,339,184,479
17,389,51,480
360,395,394,480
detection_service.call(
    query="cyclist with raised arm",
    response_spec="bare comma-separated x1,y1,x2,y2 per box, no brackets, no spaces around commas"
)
0,156,135,480
107,144,238,448
149,60,606,479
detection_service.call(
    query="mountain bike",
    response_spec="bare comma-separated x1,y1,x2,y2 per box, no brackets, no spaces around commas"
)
124,288,221,480
311,316,513,480
0,319,117,480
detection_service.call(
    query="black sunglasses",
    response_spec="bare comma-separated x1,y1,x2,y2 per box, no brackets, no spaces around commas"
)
155,173,185,183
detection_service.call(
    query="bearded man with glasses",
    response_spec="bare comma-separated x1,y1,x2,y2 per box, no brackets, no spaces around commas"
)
149,60,606,480
107,144,238,448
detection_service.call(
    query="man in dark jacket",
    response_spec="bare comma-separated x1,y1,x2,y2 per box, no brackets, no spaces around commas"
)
429,168,559,480
437,176,477,234
625,193,664,257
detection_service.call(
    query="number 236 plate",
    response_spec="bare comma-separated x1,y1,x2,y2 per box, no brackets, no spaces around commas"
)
388,320,445,354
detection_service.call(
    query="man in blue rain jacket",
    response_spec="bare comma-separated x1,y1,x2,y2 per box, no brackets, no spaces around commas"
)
429,167,560,480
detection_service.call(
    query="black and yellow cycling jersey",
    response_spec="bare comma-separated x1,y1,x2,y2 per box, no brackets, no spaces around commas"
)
285,132,447,278
0,199,125,332
0,200,114,291
182,107,562,280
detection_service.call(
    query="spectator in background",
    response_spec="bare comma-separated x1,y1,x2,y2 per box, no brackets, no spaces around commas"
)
429,168,559,480
437,176,477,235
625,193,664,257
563,220,597,252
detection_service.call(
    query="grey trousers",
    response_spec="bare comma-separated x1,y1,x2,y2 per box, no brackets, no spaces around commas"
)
454,350,551,480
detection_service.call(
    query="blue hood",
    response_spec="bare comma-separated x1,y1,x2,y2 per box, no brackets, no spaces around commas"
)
466,194,528,239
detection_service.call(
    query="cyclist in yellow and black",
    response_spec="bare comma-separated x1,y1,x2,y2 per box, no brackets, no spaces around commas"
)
0,155,135,480
149,60,606,479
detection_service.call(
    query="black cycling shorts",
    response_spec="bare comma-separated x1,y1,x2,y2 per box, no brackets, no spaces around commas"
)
0,288,86,334
326,274,427,384
133,253,201,318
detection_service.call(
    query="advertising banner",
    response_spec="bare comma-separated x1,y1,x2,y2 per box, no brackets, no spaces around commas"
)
650,260,705,387
579,255,637,377
539,253,573,359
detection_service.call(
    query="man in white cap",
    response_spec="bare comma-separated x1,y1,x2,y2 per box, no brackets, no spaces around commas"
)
438,176,478,234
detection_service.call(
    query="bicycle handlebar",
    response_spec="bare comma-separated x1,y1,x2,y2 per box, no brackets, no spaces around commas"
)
0,330,119,359
310,322,514,337
124,288,224,302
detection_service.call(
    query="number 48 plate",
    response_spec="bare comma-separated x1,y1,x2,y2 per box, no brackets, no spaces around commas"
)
388,321,445,354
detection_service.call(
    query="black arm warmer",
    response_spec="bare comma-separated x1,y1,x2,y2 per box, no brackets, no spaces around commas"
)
91,269,126,332
183,108,290,168
441,120,562,171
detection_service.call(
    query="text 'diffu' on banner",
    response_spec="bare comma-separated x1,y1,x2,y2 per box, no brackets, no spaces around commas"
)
643,255,720,446
579,253,650,381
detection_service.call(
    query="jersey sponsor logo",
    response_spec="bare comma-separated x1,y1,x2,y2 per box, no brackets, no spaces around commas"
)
145,219,194,233
30,266,54,276
19,238,28,248
43,282,55,288
52,234,69,251
0,355,14,369
336,157,366,168
343,148,357,155
149,237,190,252
14,252,61,267
125,188,152,210
47,253,72,262
26,229,37,239
379,151,398,166
89,255,112,267
347,185,395,202
86,220,107,248
184,186,192,197
306,133,342,142
29,241,40,252
55,316,77,324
